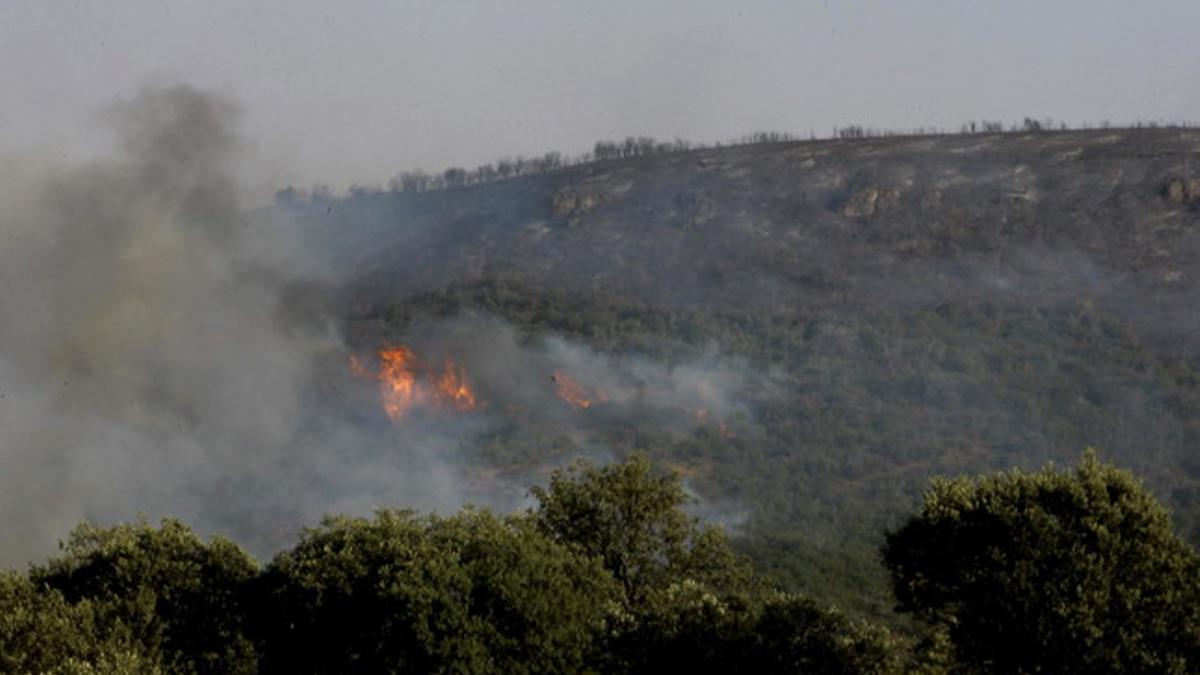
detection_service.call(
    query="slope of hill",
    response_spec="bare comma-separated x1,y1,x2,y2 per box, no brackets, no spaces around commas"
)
281,128,1200,616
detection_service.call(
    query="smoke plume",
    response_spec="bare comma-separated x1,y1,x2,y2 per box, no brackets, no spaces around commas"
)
0,85,760,563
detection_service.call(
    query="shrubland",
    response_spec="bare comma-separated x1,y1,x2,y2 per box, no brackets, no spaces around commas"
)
4,454,1197,673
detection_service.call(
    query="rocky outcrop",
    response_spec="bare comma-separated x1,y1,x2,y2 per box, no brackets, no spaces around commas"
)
1165,178,1200,204
551,187,608,222
843,186,901,217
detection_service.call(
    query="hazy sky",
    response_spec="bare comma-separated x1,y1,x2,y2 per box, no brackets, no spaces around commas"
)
3,1,1197,193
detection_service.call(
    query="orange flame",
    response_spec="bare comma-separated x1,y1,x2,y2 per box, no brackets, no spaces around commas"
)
378,347,420,420
351,346,481,421
349,353,371,378
434,357,478,412
692,407,733,439
552,370,606,409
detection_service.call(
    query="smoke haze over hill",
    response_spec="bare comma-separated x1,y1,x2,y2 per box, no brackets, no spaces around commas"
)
0,88,763,562
0,85,339,561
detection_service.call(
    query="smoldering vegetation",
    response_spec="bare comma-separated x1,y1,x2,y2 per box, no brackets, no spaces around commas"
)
331,312,767,522
383,314,757,429
7,84,1200,621
294,124,1200,609
0,89,764,565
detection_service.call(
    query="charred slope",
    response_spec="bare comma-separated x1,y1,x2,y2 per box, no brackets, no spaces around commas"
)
285,128,1200,615
306,128,1200,314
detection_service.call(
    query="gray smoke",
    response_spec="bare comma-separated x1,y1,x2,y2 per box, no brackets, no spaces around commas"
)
0,85,762,564
0,85,466,563
394,313,756,432
0,86,338,562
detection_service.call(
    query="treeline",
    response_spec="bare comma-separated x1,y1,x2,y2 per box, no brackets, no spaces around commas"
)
276,119,1197,203
1,457,895,675
2,454,1200,667
276,133,794,203
4,453,1199,673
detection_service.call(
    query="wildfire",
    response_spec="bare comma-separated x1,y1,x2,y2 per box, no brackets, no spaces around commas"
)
551,370,607,409
693,407,734,439
435,357,478,411
351,350,732,440
351,346,482,421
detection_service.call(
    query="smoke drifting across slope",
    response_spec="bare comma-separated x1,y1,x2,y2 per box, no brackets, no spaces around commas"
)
0,86,468,562
0,85,338,561
0,85,759,563
372,313,756,434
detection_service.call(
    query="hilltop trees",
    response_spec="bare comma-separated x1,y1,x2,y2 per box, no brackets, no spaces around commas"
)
529,455,899,674
252,508,616,675
0,456,903,673
7,452,1199,672
0,571,161,674
530,455,752,607
31,519,259,674
883,451,1200,674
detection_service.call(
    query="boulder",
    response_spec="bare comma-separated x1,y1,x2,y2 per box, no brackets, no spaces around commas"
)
843,186,900,217
551,187,608,221
1164,178,1200,203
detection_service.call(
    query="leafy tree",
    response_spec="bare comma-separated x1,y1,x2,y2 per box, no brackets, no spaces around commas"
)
602,580,900,674
31,519,258,675
605,577,753,673
883,450,1200,673
745,593,900,675
0,570,162,674
253,508,617,674
529,454,753,608
528,456,900,673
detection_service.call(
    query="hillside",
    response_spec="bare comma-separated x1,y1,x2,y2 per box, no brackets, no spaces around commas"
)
281,128,1200,616
304,129,1200,307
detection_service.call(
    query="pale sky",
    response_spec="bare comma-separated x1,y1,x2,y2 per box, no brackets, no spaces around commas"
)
3,1,1197,193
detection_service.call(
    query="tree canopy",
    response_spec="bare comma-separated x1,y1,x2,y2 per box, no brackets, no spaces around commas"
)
31,519,259,675
527,454,897,674
0,570,160,675
883,450,1200,673
529,454,752,606
253,508,616,675
5,452,1197,672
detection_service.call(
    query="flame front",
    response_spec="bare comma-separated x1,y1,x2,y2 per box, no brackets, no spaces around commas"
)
692,406,733,439
377,347,420,420
552,370,606,409
352,347,481,421
435,357,478,411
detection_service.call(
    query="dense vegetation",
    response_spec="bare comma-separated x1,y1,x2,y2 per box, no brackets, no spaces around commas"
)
2,457,898,674
885,450,1200,673
298,127,1200,620
4,455,1197,673
343,275,1200,618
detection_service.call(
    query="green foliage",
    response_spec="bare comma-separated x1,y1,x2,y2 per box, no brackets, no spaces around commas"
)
745,593,901,675
356,279,1200,618
14,454,1198,672
606,578,752,672
254,508,618,674
529,454,753,607
0,570,161,674
883,450,1200,673
31,519,258,675
733,534,897,623
606,584,902,675
0,456,908,673
526,455,902,673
